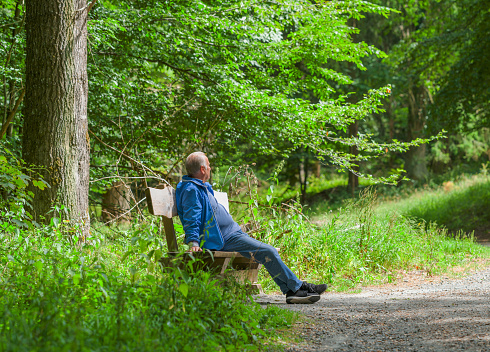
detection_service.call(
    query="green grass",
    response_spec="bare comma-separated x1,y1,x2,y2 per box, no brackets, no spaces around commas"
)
255,174,375,208
252,180,490,293
383,174,490,240
0,224,297,351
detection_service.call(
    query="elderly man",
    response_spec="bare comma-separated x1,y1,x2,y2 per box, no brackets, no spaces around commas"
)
176,152,327,304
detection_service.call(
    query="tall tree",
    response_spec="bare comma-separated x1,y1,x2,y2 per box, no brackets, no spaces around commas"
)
380,0,432,181
23,0,90,235
428,0,490,133
0,0,25,141
384,0,490,176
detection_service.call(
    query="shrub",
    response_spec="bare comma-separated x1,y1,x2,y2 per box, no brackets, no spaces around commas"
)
0,224,296,351
0,147,48,232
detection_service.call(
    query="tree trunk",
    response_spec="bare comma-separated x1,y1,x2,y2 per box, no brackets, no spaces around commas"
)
23,0,89,236
347,121,359,197
314,160,321,178
346,17,359,197
406,83,428,181
102,181,131,223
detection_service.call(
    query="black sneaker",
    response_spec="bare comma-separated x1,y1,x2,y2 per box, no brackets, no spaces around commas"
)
286,289,320,304
285,281,328,304
301,281,327,295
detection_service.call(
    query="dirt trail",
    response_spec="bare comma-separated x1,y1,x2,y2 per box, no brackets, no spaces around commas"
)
255,266,490,351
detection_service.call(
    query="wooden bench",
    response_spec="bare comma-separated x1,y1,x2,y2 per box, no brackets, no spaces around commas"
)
145,186,264,293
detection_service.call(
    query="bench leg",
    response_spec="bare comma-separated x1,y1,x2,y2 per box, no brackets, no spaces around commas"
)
250,283,264,294
220,257,232,275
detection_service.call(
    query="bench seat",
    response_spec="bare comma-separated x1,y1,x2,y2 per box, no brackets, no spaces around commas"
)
146,186,264,293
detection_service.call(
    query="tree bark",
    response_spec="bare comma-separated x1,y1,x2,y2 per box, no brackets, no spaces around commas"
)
347,121,359,197
314,160,321,178
347,17,359,197
102,181,131,223
406,83,428,181
23,0,90,236
299,148,309,205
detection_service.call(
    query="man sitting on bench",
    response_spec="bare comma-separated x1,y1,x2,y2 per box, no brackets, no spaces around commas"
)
176,152,327,304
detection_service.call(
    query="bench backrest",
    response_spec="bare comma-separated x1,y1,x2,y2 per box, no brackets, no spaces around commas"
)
145,186,230,252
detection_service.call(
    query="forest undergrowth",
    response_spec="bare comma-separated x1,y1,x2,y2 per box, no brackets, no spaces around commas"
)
1,167,489,350
220,167,490,293
387,174,490,240
0,221,297,351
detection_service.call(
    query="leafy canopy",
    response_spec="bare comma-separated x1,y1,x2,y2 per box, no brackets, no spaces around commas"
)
88,0,438,183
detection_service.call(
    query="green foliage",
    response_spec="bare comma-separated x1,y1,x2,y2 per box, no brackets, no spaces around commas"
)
0,0,25,142
397,174,490,237
0,223,296,351
85,0,439,185
427,0,490,132
0,146,47,231
341,0,490,180
428,128,490,173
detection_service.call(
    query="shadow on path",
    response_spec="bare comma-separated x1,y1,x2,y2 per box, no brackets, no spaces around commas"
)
255,267,490,351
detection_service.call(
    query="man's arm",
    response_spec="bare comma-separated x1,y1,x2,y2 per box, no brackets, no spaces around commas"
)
180,188,203,252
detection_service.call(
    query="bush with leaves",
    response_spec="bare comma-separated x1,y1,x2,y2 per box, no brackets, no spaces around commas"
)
0,147,48,232
0,221,296,351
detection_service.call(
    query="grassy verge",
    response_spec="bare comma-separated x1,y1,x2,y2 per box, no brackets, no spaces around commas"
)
0,225,297,351
267,174,376,206
253,184,490,293
382,174,490,241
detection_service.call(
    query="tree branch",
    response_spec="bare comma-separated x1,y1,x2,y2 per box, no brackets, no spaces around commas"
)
190,37,239,49
0,20,22,29
76,0,98,13
0,88,24,139
96,51,217,83
90,175,167,183
88,129,170,186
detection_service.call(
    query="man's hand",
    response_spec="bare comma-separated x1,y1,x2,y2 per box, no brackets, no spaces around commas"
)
189,246,202,252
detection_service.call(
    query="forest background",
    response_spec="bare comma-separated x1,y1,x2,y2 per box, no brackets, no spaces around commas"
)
0,0,489,350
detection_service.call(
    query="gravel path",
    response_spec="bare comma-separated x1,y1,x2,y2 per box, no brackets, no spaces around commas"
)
255,266,490,351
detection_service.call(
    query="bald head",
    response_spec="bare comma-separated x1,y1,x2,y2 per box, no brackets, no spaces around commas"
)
185,152,209,178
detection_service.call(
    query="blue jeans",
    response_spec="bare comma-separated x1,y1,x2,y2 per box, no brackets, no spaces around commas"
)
221,230,302,294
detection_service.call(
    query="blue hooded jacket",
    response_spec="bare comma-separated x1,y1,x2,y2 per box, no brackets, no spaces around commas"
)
175,175,224,250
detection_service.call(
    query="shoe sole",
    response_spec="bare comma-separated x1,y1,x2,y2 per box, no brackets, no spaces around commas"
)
286,294,320,304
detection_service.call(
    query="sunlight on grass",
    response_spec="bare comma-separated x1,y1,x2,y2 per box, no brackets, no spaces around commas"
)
378,174,490,238
257,180,490,293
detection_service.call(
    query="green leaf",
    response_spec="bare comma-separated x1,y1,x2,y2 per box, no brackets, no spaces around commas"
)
32,179,46,190
154,249,162,261
121,250,132,262
51,217,60,227
139,239,148,252
12,219,28,228
178,283,189,297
